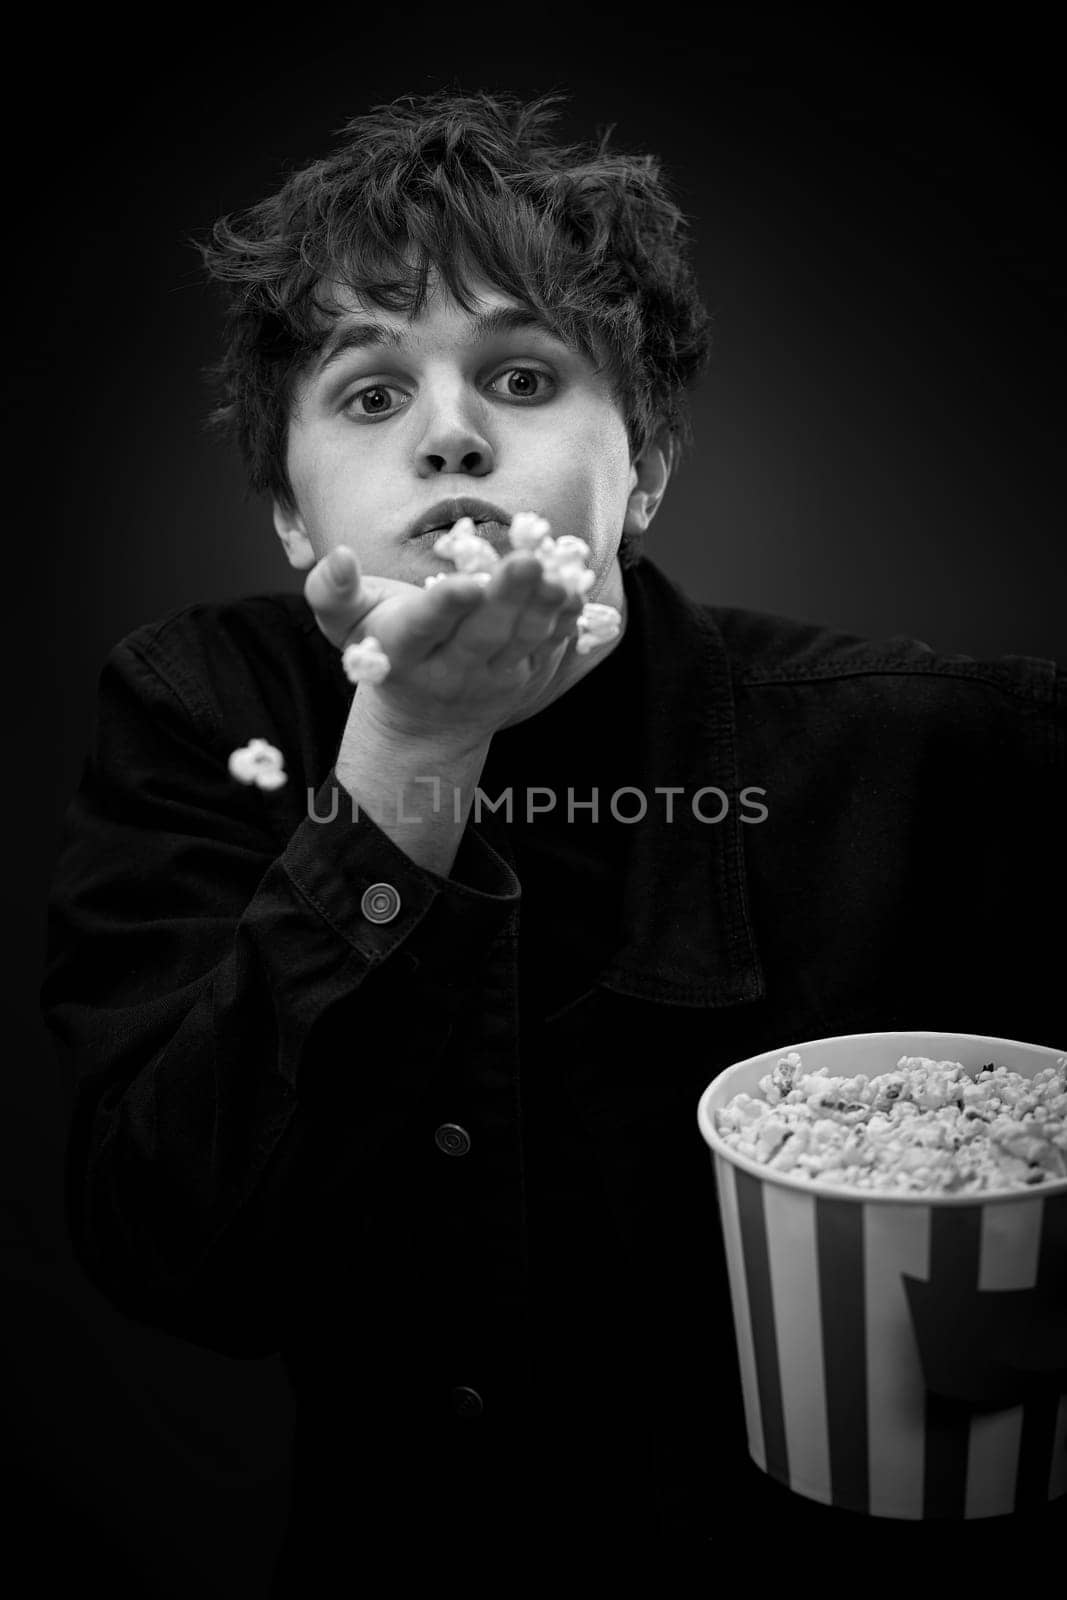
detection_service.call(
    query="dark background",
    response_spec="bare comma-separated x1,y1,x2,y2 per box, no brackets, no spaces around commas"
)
11,12,1065,1593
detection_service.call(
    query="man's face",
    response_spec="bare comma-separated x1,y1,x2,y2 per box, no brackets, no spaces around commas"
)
275,274,641,602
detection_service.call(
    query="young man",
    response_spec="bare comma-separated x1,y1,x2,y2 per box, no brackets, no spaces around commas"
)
42,90,1064,1586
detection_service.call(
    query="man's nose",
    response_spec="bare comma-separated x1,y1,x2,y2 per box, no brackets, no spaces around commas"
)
414,390,495,477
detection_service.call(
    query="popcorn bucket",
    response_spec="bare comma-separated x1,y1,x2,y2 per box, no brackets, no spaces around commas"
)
696,1032,1067,1519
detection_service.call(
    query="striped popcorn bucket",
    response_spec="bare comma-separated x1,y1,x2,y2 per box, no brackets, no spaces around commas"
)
696,1031,1067,1520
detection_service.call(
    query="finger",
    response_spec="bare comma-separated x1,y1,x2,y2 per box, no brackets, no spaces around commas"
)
447,555,551,662
397,574,492,659
485,575,582,670
304,546,375,648
524,590,585,671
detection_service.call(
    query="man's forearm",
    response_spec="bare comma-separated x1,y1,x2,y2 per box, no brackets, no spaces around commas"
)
335,694,493,878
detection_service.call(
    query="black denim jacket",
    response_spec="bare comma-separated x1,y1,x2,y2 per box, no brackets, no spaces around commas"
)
41,557,1065,1577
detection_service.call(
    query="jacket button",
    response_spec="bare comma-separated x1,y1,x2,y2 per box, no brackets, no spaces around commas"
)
434,1123,471,1157
451,1386,483,1417
360,883,401,924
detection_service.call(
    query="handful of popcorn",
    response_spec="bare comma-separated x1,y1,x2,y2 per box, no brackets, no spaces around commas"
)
714,1053,1067,1193
342,511,622,684
229,514,620,786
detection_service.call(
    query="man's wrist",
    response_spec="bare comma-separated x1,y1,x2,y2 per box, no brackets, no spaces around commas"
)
346,685,495,765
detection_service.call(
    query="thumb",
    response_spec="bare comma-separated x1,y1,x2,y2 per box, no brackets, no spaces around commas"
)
304,545,373,648
326,545,357,589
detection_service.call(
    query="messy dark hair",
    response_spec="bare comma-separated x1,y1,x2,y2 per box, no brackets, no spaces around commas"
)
198,88,712,567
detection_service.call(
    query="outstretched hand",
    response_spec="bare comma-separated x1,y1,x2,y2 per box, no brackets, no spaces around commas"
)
304,543,583,742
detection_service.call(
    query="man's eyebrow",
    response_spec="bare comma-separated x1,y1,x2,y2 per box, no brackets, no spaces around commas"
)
312,305,573,377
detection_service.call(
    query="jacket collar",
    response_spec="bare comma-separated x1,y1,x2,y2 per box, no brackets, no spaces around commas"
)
592,557,765,1009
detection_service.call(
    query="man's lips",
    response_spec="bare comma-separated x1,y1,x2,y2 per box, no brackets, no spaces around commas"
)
406,498,511,540
409,518,511,559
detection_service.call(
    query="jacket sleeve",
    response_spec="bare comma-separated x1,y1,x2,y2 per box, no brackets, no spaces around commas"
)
41,633,519,1358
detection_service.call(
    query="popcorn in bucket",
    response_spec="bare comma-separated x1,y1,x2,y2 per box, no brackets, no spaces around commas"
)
696,1031,1067,1520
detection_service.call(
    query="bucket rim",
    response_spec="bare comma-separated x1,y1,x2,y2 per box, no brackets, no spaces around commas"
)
696,1029,1067,1206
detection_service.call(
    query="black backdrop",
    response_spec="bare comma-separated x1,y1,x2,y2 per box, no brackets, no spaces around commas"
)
11,13,1065,1594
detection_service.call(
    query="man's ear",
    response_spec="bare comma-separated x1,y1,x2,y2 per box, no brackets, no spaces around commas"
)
623,428,674,535
272,500,317,571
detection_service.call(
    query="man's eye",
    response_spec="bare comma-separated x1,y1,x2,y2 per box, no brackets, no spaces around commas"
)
488,367,556,400
343,384,408,420
341,367,555,420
